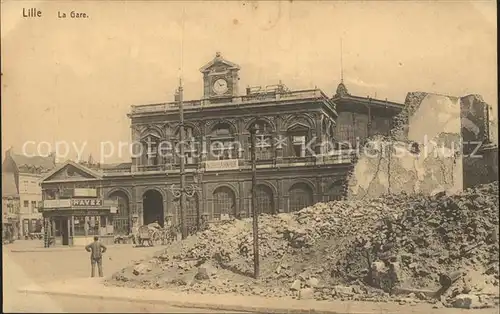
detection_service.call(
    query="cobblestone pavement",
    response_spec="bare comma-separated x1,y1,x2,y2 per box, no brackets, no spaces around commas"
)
3,240,225,313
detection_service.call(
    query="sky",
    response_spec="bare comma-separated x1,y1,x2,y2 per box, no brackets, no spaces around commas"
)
1,0,497,163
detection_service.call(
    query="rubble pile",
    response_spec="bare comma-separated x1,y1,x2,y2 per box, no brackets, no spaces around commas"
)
343,183,499,298
170,197,407,278
109,182,499,308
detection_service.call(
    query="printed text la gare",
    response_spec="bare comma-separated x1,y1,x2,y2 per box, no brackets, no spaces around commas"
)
58,11,89,19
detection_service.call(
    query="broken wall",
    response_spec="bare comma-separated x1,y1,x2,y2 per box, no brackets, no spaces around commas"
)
460,94,498,188
348,92,464,199
463,144,499,188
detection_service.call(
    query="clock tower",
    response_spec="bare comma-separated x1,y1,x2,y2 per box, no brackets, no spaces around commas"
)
199,52,240,99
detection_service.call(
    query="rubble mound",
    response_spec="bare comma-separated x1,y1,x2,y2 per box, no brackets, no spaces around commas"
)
109,182,499,307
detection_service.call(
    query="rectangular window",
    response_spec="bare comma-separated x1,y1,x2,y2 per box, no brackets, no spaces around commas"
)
293,136,306,144
335,124,355,147
174,141,198,164
145,136,159,166
212,140,236,160
23,181,29,192
31,201,37,213
74,216,86,236
291,135,306,157
290,135,306,157
251,135,273,160
87,216,101,236
73,216,102,237
34,219,42,233
30,219,37,233
186,152,194,164
24,201,29,208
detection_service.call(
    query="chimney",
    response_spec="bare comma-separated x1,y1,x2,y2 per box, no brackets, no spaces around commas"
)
246,87,251,95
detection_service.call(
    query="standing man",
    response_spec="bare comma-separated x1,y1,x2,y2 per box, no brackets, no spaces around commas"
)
85,236,107,277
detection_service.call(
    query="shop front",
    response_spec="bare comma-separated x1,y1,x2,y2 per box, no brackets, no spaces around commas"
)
41,198,118,246
2,219,16,244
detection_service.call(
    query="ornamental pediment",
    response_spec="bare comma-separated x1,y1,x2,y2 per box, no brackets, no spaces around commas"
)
42,161,102,182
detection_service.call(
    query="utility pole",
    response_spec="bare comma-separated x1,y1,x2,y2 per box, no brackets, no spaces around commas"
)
249,124,260,279
178,79,188,240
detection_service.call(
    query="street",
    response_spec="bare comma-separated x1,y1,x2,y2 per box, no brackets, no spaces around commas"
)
2,240,227,313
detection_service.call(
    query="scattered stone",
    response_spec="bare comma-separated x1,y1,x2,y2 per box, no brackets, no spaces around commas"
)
306,277,320,288
432,302,444,309
333,285,354,297
171,277,188,286
290,279,301,291
299,288,314,300
194,267,209,280
132,263,151,276
452,294,482,309
415,292,427,300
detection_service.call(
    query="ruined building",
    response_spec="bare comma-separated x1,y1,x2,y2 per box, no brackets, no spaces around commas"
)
38,52,496,245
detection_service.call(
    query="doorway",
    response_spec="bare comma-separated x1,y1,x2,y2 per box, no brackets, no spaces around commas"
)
54,217,69,245
61,218,69,245
143,190,164,226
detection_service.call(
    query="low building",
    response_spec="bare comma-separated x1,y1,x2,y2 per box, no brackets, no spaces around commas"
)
2,148,56,238
39,161,119,246
2,172,21,241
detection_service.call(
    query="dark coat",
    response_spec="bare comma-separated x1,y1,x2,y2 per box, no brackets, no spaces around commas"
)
85,241,107,259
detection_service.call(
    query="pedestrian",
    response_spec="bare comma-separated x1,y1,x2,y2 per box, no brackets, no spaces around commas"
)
85,236,107,277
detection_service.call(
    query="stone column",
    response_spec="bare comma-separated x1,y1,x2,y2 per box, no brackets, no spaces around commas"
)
314,177,322,203
135,187,143,226
238,180,245,218
277,180,283,213
314,115,323,156
237,119,245,160
235,186,240,218
163,190,168,222
67,218,71,246
131,126,141,172
275,116,285,162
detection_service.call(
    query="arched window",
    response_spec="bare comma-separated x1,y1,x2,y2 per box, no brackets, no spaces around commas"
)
286,121,310,158
108,191,130,235
254,184,275,215
213,186,236,219
288,182,313,212
141,134,161,166
174,126,199,164
249,120,274,160
210,122,238,160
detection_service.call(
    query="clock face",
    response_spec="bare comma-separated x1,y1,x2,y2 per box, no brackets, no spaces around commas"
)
212,78,229,95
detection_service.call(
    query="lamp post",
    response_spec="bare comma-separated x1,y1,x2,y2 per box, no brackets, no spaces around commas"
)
249,123,260,279
170,168,204,237
176,78,188,239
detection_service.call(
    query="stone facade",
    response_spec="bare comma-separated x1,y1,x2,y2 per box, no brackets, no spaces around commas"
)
40,53,404,235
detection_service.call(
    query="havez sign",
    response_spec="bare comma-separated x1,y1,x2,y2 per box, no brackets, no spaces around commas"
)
71,199,103,207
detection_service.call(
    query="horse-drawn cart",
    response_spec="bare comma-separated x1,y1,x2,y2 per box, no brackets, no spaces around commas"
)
135,225,161,247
